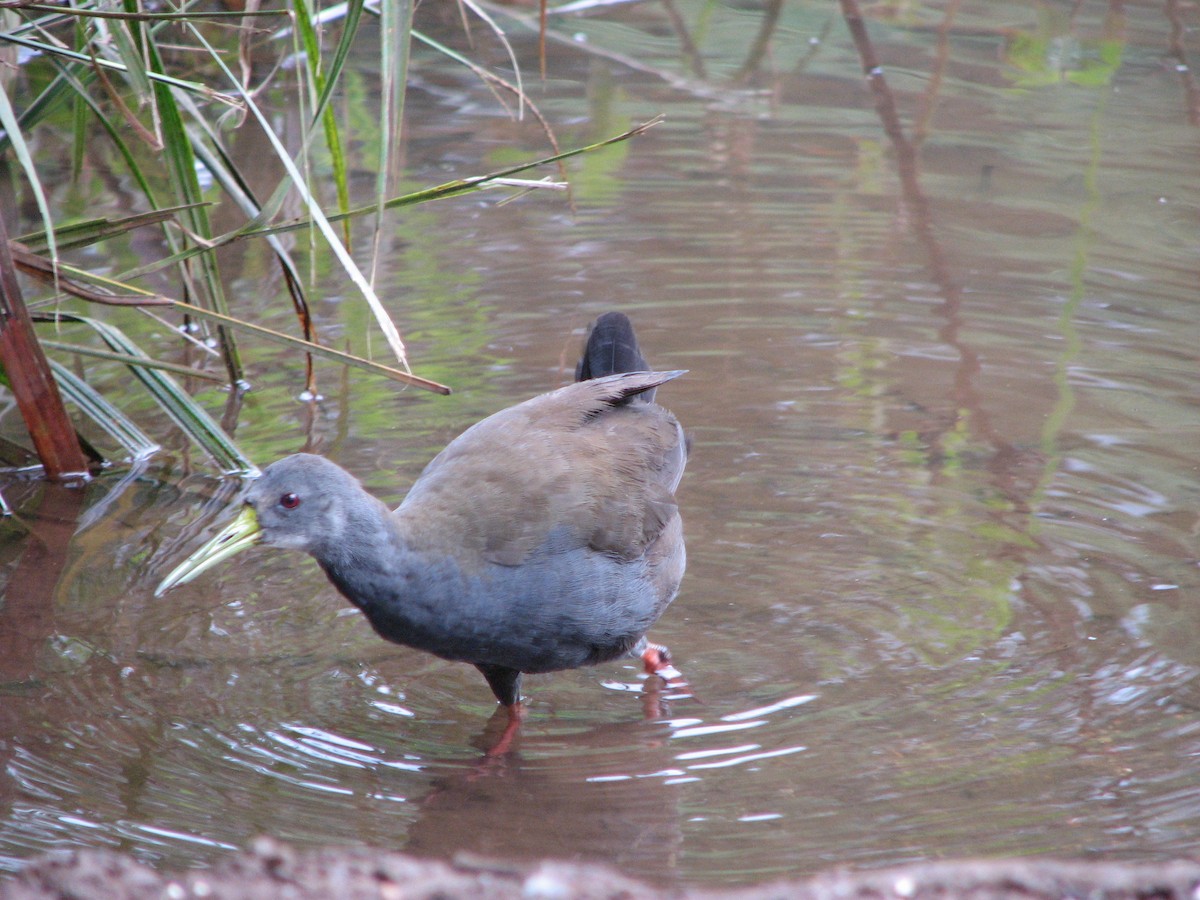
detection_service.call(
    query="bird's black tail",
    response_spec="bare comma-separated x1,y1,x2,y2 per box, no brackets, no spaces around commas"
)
576,311,652,387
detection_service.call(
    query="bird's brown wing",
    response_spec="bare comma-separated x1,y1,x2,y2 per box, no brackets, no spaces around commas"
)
397,372,687,568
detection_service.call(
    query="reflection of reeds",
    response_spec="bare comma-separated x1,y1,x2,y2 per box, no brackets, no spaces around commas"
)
838,0,986,452
480,0,766,108
1165,0,1200,125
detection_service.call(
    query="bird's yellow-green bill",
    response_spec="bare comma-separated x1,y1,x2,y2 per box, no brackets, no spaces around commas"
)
155,506,262,596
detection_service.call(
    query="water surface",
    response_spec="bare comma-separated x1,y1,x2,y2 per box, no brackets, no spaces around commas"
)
2,1,1199,887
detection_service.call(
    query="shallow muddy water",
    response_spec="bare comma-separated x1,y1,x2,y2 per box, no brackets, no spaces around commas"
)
2,0,1199,887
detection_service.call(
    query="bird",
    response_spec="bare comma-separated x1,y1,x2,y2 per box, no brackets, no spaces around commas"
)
156,312,688,742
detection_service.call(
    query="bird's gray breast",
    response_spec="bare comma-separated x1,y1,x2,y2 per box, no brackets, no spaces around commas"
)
324,525,678,674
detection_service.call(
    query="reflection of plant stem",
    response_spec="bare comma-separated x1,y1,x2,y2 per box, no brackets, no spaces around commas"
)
1164,0,1200,125
0,484,86,682
479,1,750,105
913,0,960,148
791,18,835,77
733,0,783,85
1031,94,1107,532
839,0,1006,461
660,0,707,80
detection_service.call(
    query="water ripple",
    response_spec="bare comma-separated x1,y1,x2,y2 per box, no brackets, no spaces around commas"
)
684,746,806,771
721,694,817,722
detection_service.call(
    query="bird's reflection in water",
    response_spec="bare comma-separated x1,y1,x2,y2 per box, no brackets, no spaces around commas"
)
473,670,691,758
406,676,689,879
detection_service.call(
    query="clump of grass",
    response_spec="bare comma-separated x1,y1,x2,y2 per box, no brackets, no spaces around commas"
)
0,1,659,477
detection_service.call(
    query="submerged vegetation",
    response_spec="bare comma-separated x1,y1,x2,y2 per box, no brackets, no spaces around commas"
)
0,1,657,478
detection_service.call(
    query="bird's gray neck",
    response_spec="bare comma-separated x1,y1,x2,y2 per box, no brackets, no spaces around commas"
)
314,502,480,661
311,492,410,607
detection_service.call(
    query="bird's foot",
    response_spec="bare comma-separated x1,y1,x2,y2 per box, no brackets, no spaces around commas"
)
639,647,692,720
641,642,683,682
627,638,694,719
642,640,695,699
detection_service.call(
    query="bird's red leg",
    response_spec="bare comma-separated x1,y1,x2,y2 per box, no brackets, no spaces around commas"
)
485,701,525,757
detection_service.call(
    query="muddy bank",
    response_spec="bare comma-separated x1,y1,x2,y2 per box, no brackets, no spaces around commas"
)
3,839,1198,899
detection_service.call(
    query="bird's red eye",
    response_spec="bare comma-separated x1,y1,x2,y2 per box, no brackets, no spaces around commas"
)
279,492,301,510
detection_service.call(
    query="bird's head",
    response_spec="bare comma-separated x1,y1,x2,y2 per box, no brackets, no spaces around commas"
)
155,454,363,596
